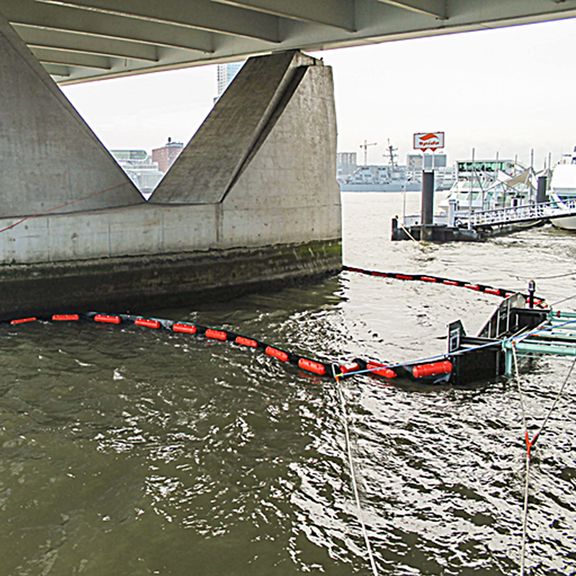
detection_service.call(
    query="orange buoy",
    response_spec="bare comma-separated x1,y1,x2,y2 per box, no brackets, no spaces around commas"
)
421,276,438,283
366,361,397,379
172,323,197,335
412,360,453,378
235,336,258,348
94,314,121,325
52,314,80,321
297,358,326,376
339,361,361,375
10,317,37,325
135,318,160,329
265,346,289,362
205,329,227,341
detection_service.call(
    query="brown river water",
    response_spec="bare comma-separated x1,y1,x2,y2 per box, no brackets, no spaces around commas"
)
1,192,575,575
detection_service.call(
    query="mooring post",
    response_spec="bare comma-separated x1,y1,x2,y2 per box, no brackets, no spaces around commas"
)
536,175,547,204
421,170,435,241
528,280,536,308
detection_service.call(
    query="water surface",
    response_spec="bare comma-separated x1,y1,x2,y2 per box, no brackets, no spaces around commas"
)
1,192,575,575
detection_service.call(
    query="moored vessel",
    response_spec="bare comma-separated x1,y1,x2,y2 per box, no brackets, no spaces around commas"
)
549,146,576,230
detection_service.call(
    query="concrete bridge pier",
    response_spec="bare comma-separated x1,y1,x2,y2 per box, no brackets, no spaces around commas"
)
0,10,341,319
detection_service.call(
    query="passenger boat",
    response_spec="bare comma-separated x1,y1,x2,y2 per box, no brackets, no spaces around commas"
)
549,146,576,230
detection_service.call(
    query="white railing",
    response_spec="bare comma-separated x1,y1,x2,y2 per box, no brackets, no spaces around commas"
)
465,199,576,227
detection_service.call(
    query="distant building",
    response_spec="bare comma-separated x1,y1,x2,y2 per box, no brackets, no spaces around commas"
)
152,137,184,173
110,149,164,196
407,153,447,171
217,62,243,97
337,152,358,179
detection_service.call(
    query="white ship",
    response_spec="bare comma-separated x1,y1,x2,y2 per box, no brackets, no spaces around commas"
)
549,147,576,230
339,141,454,192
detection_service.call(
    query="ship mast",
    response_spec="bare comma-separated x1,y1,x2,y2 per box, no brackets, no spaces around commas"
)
385,139,398,168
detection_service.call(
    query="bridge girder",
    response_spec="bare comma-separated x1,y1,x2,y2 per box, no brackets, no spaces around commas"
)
0,0,574,83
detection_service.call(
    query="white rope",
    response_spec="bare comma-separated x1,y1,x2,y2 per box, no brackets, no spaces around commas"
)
511,349,575,576
512,344,530,576
334,371,379,576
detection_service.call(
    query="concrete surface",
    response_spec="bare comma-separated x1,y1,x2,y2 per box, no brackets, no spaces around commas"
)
149,51,317,205
0,35,341,314
0,11,143,219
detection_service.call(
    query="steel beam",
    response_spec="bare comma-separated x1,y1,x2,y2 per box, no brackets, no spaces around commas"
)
36,0,281,42
375,0,447,19
41,63,71,76
2,0,214,53
213,0,356,31
15,25,160,61
31,47,112,69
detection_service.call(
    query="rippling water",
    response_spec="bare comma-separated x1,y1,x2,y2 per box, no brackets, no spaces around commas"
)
2,193,576,575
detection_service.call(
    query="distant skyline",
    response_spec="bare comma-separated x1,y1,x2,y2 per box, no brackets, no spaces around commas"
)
63,17,576,169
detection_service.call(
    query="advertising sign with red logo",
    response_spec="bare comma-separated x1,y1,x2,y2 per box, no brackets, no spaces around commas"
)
413,132,445,152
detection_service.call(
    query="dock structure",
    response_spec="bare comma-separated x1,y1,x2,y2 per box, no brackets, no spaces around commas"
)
393,198,576,242
502,310,576,376
464,198,576,230
445,295,576,385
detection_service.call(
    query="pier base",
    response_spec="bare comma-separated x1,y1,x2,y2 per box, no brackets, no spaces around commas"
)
0,21,341,314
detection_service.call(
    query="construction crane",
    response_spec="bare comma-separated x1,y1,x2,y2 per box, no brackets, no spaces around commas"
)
360,140,377,166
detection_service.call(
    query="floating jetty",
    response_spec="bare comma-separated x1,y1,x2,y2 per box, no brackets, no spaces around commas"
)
392,169,576,242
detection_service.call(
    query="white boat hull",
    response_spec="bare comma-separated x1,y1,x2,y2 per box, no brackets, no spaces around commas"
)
551,215,576,230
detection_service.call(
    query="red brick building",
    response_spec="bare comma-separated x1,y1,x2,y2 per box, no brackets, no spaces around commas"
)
152,137,184,173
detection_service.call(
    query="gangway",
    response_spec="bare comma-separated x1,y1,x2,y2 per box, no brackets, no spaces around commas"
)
502,310,576,376
464,198,576,229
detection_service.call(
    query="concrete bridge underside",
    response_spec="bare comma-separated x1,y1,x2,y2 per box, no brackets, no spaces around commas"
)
1,2,575,316
2,0,576,84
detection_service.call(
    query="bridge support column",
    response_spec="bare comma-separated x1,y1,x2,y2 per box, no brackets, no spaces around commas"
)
0,32,341,317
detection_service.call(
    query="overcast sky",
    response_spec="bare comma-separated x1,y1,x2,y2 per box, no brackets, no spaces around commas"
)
63,17,576,169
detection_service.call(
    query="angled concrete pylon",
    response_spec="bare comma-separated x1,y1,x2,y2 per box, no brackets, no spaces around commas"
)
0,49,340,318
150,50,341,251
150,51,322,205
0,11,142,218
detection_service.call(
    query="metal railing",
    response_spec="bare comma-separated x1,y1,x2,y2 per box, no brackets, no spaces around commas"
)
465,199,576,228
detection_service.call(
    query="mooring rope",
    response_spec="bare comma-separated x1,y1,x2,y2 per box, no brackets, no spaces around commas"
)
333,368,379,576
511,346,575,576
0,182,130,235
511,344,531,576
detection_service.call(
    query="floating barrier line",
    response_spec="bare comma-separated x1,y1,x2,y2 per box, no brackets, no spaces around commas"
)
0,311,459,385
343,265,548,309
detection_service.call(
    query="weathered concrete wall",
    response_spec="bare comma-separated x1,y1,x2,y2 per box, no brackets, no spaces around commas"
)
0,240,341,321
0,11,142,218
0,40,341,316
220,64,340,248
149,51,316,205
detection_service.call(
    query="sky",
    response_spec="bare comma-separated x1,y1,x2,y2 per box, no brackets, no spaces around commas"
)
62,17,576,169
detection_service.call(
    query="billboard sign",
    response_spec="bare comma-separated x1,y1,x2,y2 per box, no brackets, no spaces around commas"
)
413,132,445,152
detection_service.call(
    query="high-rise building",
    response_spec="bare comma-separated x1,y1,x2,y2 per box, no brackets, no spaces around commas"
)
337,152,358,178
217,62,243,97
152,137,184,173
